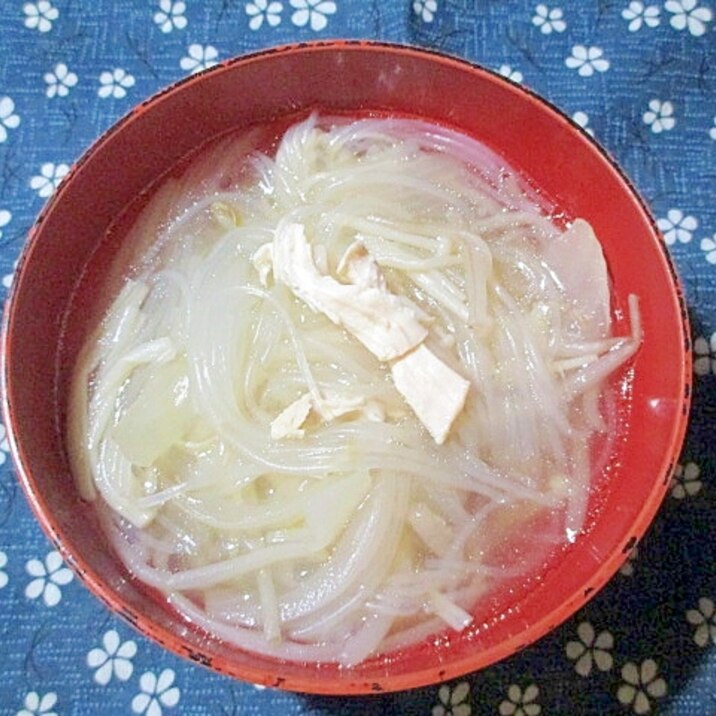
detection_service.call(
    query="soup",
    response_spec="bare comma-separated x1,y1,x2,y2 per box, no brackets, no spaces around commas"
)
68,115,641,666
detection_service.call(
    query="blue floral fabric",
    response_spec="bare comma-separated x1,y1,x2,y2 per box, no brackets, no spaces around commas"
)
0,1,714,714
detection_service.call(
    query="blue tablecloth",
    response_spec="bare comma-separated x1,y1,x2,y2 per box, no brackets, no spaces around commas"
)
0,1,714,714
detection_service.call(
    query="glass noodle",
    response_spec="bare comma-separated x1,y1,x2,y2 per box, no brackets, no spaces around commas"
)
68,115,641,666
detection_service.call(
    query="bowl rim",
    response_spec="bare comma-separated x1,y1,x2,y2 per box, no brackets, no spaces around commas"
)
0,39,693,695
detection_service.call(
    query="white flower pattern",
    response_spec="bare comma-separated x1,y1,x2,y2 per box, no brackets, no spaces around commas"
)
30,162,69,198
432,681,471,716
87,629,137,685
0,209,11,240
498,684,541,716
656,208,698,245
498,64,523,83
44,63,78,98
643,99,675,133
694,332,716,375
3,259,17,289
620,544,639,576
532,5,566,33
246,0,283,29
413,0,438,23
23,1,59,33
98,68,135,99
565,622,614,676
290,0,337,31
686,597,716,647
153,0,187,33
572,111,594,136
565,46,610,77
710,116,716,140
622,2,660,30
665,0,713,36
700,234,716,265
0,421,9,465
180,44,219,74
0,96,21,143
132,669,181,716
617,659,667,714
16,691,57,716
24,550,74,607
0,550,8,589
670,461,702,498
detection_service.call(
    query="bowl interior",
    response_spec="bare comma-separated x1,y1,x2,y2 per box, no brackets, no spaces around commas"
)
2,42,690,694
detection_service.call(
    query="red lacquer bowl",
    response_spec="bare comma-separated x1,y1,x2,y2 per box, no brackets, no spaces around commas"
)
1,42,691,695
